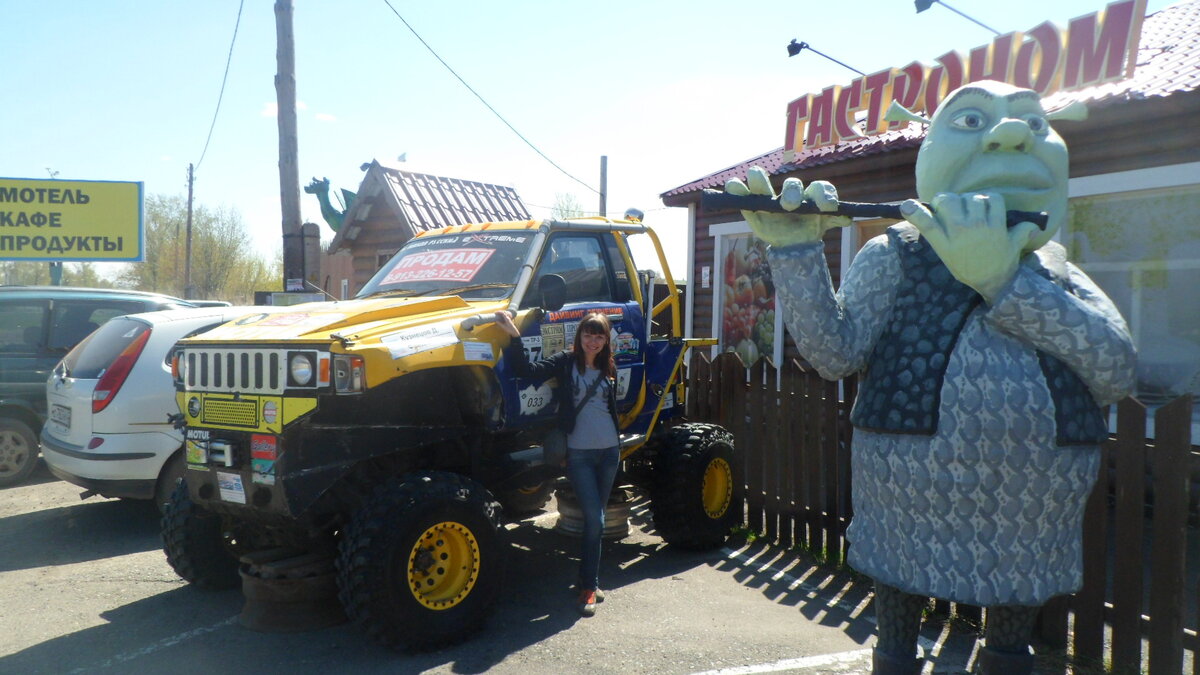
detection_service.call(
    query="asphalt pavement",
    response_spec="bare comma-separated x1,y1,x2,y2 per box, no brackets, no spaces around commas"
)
0,461,993,674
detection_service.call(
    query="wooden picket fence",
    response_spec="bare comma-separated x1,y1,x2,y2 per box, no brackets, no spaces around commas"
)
685,350,1198,675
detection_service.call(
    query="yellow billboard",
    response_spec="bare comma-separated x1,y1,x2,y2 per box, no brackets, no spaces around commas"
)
0,178,144,262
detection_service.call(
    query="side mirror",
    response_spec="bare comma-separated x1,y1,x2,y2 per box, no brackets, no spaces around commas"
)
537,274,567,312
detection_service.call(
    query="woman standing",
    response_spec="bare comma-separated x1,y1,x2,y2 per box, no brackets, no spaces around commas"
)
495,310,621,617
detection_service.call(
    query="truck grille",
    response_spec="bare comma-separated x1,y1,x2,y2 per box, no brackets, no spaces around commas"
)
202,398,259,427
183,348,321,395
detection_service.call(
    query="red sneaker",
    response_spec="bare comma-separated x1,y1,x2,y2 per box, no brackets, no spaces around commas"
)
577,589,597,617
571,585,605,603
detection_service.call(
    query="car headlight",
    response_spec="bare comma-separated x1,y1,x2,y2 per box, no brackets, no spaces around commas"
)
187,396,202,417
333,354,365,394
289,353,314,386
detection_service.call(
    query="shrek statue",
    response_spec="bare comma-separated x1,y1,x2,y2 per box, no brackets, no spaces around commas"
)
725,80,1136,674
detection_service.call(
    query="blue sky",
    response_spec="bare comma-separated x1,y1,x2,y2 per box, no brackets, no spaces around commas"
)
2,0,1171,282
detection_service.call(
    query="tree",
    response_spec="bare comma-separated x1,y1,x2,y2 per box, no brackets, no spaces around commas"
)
0,261,114,288
552,193,586,220
118,194,279,304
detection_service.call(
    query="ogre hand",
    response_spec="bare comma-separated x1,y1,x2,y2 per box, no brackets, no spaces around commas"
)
900,192,1042,302
725,166,850,248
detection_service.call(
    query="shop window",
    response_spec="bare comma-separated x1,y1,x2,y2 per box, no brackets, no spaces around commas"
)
1063,185,1200,406
717,233,776,365
376,249,398,270
854,219,894,252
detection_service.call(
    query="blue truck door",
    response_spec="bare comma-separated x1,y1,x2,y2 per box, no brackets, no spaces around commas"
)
500,232,646,431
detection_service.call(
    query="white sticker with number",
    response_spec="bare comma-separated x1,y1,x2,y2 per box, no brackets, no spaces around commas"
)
520,335,543,361
519,382,554,415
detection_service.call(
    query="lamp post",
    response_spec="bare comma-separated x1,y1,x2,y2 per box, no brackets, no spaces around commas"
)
786,39,865,76
913,0,1000,35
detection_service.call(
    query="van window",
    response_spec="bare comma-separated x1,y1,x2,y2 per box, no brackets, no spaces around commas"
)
0,301,47,352
48,300,144,351
61,317,150,379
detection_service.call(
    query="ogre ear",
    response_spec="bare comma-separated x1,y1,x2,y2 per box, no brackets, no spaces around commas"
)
1046,100,1088,122
884,100,930,126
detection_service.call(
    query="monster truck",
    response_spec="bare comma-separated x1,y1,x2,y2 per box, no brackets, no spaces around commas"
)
162,215,739,650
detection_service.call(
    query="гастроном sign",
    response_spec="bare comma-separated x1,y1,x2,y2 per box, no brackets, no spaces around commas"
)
784,0,1146,154
0,177,144,262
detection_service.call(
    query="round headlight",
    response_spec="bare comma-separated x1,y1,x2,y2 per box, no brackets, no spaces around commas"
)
290,354,314,385
187,396,202,417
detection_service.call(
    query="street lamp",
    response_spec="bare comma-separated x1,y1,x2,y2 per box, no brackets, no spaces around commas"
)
914,0,1000,35
786,39,865,76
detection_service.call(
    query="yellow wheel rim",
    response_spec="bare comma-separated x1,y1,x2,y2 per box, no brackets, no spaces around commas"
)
701,457,733,519
407,521,481,610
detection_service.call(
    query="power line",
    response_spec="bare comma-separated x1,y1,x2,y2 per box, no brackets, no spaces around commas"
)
196,0,246,171
379,0,599,195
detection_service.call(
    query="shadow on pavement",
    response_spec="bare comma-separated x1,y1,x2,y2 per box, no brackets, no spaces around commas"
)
0,482,998,674
0,494,160,572
0,494,724,675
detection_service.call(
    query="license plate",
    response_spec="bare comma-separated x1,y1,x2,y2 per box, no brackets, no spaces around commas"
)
50,404,71,429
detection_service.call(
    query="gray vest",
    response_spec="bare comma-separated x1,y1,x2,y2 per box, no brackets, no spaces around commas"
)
849,224,1108,446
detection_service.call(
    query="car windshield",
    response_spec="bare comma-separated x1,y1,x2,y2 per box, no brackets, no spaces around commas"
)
60,317,150,379
356,232,534,300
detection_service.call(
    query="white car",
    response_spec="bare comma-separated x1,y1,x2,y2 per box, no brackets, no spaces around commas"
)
41,305,287,509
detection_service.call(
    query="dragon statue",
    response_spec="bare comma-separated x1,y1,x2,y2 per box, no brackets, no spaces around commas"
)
304,177,357,233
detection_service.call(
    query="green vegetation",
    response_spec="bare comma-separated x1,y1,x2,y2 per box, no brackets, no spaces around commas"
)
1,194,280,305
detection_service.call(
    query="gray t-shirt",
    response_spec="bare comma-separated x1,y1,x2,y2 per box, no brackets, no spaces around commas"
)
566,367,618,450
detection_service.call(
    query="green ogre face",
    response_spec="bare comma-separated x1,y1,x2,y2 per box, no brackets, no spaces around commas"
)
915,80,1068,252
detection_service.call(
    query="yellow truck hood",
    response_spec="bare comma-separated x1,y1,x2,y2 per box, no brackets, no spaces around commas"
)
189,296,487,343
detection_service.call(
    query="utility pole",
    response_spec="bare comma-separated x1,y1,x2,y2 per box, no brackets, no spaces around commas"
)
185,163,195,298
275,0,303,291
599,155,607,218
46,168,63,285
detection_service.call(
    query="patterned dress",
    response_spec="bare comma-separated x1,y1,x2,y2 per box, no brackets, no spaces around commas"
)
769,225,1135,605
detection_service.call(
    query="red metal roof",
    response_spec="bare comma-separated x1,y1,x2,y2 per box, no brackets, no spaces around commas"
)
661,0,1200,202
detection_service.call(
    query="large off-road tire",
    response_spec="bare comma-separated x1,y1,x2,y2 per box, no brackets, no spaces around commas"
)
0,417,39,488
649,423,739,550
496,480,554,517
336,471,503,651
161,480,241,590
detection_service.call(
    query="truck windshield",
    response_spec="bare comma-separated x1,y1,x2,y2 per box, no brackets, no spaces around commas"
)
356,231,533,300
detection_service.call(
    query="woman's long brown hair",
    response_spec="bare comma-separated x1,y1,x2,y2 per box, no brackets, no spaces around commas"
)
572,311,616,378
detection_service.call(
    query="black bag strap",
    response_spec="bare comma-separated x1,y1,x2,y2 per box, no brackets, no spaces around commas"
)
572,369,607,416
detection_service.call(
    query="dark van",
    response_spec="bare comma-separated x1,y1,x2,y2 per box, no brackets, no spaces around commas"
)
0,286,195,487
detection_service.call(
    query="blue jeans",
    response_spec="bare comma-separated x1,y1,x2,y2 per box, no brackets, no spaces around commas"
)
566,446,620,591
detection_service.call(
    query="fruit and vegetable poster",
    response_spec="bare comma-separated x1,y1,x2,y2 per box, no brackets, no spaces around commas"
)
720,235,775,364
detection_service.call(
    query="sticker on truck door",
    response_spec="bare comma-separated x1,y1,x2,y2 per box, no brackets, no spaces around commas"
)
519,382,554,415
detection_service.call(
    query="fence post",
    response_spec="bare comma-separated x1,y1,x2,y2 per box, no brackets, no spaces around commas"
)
822,378,842,561
1112,397,1148,672
1148,395,1193,675
1072,438,1111,665
760,359,780,543
720,353,746,526
802,370,823,552
744,357,764,534
779,360,800,550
